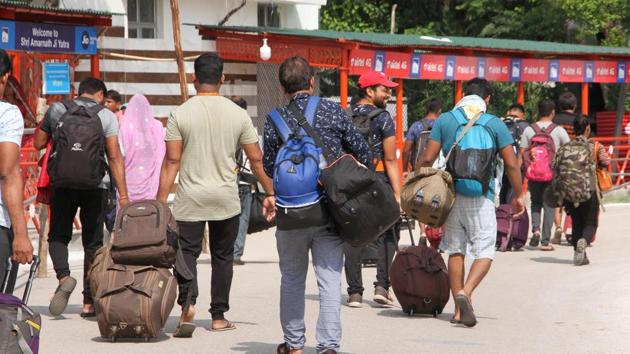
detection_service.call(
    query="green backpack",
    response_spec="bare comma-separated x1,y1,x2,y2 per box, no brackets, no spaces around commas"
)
551,137,596,206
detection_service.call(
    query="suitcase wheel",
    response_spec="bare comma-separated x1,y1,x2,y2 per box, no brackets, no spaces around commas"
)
111,337,117,343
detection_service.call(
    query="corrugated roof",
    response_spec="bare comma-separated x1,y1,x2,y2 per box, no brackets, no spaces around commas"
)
189,24,630,59
0,0,119,17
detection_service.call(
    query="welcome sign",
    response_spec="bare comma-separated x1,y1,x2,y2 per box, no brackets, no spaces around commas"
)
0,20,97,55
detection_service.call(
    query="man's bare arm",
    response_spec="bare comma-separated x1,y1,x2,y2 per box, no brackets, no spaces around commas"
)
105,136,129,206
241,143,273,194
500,145,525,215
419,140,442,167
33,129,49,151
382,136,401,201
157,140,182,203
0,142,32,264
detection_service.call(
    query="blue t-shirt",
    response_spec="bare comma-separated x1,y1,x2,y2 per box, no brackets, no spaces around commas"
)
405,118,435,142
429,109,514,199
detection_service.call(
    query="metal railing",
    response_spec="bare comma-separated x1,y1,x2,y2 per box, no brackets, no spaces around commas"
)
592,136,630,186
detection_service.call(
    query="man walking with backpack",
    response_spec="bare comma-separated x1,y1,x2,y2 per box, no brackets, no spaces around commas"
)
157,53,273,337
0,49,34,293
419,78,524,327
33,77,129,317
343,70,401,308
520,99,570,251
403,98,442,173
263,56,370,354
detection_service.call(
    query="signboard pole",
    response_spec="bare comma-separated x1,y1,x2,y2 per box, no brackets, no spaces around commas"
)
12,53,20,83
90,54,100,79
454,80,463,102
517,81,525,105
395,78,404,178
170,0,188,102
581,83,589,116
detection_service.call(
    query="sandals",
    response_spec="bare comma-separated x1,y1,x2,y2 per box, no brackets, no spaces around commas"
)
173,322,196,338
210,319,236,332
449,316,460,324
454,293,477,327
80,311,96,318
49,276,77,316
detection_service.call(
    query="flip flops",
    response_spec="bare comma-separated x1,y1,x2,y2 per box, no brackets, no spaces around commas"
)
80,311,96,318
454,293,477,327
173,322,196,338
49,276,77,316
210,320,236,332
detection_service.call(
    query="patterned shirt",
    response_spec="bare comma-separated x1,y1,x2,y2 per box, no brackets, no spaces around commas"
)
352,104,396,161
263,93,371,177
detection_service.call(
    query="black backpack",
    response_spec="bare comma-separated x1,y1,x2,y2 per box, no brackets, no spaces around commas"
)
351,108,385,156
502,116,528,154
48,100,107,189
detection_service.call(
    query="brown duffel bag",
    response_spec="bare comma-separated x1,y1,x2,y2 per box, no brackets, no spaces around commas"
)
94,264,177,341
401,167,455,227
390,244,450,317
111,200,177,268
88,246,114,299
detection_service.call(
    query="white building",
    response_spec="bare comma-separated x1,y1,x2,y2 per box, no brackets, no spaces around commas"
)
66,0,325,120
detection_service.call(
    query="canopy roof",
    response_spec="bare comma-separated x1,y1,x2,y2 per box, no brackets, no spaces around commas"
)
0,0,113,26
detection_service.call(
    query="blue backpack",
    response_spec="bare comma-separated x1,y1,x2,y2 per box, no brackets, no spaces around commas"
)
268,96,323,208
444,108,498,197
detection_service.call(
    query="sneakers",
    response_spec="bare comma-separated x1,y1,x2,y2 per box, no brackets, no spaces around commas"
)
373,286,394,306
529,232,541,247
347,293,363,308
551,227,563,245
574,238,588,266
233,259,245,266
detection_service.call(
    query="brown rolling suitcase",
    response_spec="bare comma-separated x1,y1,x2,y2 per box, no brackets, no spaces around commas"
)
94,264,177,342
111,200,177,268
401,167,455,227
390,218,450,317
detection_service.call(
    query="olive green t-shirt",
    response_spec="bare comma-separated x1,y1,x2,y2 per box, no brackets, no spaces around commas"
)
166,95,258,221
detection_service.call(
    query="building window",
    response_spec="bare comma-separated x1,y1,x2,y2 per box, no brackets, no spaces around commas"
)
128,0,157,38
258,3,280,28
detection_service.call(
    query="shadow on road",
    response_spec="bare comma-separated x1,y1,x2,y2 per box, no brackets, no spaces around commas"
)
30,304,85,319
90,333,171,343
231,342,354,354
530,257,573,264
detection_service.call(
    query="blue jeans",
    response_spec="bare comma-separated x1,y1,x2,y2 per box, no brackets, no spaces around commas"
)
233,185,253,260
276,224,344,353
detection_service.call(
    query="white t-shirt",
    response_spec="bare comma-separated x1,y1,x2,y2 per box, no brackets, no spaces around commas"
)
0,102,24,228
520,121,570,152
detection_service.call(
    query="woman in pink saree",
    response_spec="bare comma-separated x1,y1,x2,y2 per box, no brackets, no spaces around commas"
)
118,94,165,203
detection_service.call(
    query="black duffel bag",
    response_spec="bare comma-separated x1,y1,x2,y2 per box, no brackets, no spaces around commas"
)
248,189,276,234
288,103,399,247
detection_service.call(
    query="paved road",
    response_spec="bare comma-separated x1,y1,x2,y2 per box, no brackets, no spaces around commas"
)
10,204,630,353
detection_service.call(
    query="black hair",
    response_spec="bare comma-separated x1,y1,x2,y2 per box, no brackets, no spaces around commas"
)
573,115,590,136
194,52,223,85
507,103,525,113
537,98,555,117
106,90,122,103
557,91,577,111
279,56,313,94
230,95,247,110
78,77,107,96
464,78,493,98
427,97,442,114
0,49,11,76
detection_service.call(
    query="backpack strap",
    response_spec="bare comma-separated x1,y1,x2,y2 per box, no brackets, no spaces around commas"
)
268,109,292,144
287,96,334,162
366,108,385,120
444,109,483,164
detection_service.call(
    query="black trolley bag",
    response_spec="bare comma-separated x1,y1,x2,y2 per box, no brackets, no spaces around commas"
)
287,102,400,247
1,256,41,354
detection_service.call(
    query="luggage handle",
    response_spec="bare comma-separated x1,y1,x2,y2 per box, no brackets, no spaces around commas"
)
401,214,415,247
2,255,41,304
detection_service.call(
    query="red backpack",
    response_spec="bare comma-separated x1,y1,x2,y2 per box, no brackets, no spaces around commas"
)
523,123,557,182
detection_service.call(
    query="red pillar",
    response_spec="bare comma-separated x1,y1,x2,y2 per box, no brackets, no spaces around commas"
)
581,82,589,116
339,49,349,109
454,81,463,102
517,81,525,104
12,52,20,83
396,78,404,178
90,54,100,79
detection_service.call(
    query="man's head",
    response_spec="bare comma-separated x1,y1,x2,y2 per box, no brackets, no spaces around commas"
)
426,97,442,117
573,115,591,137
279,56,314,95
557,91,577,113
78,77,107,104
194,52,224,89
507,103,525,120
230,95,247,110
537,98,555,120
104,89,122,112
0,49,12,97
357,71,398,109
464,78,493,104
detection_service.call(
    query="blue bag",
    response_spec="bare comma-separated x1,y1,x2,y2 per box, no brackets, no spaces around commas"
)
268,96,323,208
444,108,497,197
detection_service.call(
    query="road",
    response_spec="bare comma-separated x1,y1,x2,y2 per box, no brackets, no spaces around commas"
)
10,204,630,353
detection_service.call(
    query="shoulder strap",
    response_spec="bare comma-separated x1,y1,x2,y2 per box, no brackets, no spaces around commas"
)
531,123,543,134
61,99,77,111
287,96,334,161
268,110,292,144
366,108,385,120
444,109,483,164
546,123,557,134
419,117,430,132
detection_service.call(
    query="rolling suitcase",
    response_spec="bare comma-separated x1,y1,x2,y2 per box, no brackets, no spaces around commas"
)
390,218,450,317
1,256,41,354
495,204,529,251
